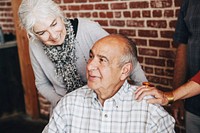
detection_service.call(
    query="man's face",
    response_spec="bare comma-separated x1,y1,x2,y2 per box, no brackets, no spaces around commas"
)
33,17,66,46
86,37,125,96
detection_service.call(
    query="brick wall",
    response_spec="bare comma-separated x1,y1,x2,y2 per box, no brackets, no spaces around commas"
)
0,0,15,34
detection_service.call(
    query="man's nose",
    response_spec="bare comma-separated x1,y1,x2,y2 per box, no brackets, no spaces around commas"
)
87,58,97,71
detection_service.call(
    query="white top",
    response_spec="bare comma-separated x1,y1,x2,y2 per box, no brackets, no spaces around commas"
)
29,18,147,108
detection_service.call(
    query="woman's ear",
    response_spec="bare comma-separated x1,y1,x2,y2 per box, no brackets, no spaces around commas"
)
120,63,133,80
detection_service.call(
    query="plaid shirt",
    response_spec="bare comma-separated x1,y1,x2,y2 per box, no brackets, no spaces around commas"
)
44,81,175,133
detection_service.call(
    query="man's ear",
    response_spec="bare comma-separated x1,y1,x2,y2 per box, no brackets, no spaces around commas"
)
120,63,133,80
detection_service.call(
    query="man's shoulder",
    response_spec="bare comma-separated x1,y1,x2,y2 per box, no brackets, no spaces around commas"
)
64,85,93,100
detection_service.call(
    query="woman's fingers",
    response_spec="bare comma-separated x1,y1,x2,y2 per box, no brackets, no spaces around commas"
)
135,86,156,101
135,86,169,105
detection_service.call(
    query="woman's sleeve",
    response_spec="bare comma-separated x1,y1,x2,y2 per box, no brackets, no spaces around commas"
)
29,42,62,107
130,62,148,85
191,71,200,84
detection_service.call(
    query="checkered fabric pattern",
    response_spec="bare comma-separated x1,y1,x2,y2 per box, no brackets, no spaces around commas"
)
44,81,175,133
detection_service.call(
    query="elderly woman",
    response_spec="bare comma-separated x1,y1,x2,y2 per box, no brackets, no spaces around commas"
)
18,0,147,116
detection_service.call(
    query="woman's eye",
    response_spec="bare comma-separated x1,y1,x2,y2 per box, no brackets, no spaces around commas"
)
52,22,57,26
37,31,45,36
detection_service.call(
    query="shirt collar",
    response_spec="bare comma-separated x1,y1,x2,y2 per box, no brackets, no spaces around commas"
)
89,80,137,107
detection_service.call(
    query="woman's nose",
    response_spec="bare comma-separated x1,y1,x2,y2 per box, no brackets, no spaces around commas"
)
48,28,57,40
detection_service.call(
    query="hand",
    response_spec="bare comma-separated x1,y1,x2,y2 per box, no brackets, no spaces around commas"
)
171,100,185,125
134,86,169,106
38,92,51,117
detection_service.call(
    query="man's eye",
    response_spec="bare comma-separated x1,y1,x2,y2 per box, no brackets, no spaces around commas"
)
89,54,93,59
100,58,106,62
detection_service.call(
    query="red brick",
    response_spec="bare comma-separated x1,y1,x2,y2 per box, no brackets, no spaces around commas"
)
147,76,161,84
147,20,167,28
167,60,174,67
142,10,151,18
68,5,80,11
169,20,177,28
107,12,113,18
123,11,131,18
155,68,164,75
92,12,98,18
145,57,165,66
60,6,67,11
160,78,170,85
137,56,144,64
131,11,140,18
99,12,106,18
175,0,183,7
80,4,94,10
71,13,78,18
119,29,136,36
164,10,174,17
75,0,87,3
63,0,74,3
138,48,158,56
130,1,149,8
111,3,127,10
151,0,172,8
95,4,109,10
114,12,121,18
135,39,147,46
159,50,175,58
138,30,158,37
165,69,174,77
110,20,125,27
149,40,170,48
160,30,174,38
153,10,162,17
144,66,154,74
89,0,101,2
127,20,144,27
79,12,91,18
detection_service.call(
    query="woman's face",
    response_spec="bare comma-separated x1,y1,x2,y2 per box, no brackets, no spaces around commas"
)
33,17,66,46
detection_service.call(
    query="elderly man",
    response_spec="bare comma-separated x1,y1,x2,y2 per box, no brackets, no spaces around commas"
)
43,34,175,133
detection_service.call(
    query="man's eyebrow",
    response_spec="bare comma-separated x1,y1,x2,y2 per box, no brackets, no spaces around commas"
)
90,49,109,62
34,19,56,34
98,54,109,62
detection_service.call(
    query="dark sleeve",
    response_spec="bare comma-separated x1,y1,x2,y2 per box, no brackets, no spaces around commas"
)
191,71,200,84
173,0,190,47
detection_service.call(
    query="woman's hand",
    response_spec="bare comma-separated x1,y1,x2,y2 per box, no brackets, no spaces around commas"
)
134,86,169,106
38,92,51,117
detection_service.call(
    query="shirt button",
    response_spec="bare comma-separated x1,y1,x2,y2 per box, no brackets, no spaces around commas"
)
104,114,108,118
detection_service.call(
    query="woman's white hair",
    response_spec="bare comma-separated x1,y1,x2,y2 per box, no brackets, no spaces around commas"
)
18,0,64,39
